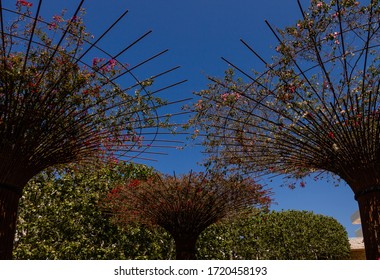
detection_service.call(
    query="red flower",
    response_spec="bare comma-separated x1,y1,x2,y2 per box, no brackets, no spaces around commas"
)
48,22,58,30
328,131,335,139
110,187,121,195
17,0,33,7
128,179,141,188
285,84,296,93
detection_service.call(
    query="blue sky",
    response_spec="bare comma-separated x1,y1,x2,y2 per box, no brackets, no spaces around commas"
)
12,0,360,237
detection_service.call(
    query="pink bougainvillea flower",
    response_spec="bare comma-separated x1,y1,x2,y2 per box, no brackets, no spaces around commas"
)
108,59,117,68
48,22,58,30
16,0,32,7
92,57,104,67
52,15,64,22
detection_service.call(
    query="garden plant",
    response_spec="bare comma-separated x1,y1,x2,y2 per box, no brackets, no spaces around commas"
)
104,171,271,259
192,0,380,259
0,0,184,259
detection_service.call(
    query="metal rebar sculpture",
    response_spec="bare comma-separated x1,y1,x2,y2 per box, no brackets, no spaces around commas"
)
192,0,380,259
0,0,186,259
104,172,271,260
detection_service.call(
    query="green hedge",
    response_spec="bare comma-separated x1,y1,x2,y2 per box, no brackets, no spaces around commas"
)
14,164,350,260
197,210,351,260
13,163,175,260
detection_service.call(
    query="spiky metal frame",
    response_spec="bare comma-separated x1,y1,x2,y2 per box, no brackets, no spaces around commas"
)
0,0,187,259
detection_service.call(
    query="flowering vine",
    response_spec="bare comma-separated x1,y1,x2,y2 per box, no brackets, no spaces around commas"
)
0,1,183,259
191,0,380,259
103,171,271,259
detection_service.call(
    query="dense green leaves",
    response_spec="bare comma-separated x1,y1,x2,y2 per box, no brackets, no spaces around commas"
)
14,166,350,261
12,163,177,259
198,210,351,260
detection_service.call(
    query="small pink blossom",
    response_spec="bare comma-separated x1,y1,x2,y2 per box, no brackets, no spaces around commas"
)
48,22,58,30
53,15,64,22
108,59,117,68
221,92,241,102
92,57,104,67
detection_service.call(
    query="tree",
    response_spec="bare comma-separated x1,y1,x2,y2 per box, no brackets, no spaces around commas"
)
13,165,350,260
0,1,184,259
192,0,380,259
103,172,271,259
198,210,351,260
13,162,177,259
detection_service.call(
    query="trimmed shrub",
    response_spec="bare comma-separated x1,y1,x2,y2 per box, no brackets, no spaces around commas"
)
197,210,351,260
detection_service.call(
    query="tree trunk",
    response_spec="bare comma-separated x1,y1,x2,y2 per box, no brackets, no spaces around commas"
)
174,235,198,260
355,188,380,260
0,184,22,259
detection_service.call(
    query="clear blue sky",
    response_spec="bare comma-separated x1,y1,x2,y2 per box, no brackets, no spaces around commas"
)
14,0,359,237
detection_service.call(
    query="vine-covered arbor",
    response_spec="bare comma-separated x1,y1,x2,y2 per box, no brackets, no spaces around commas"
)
193,0,380,259
0,0,186,259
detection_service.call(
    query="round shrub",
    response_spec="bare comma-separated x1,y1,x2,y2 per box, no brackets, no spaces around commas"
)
197,210,351,260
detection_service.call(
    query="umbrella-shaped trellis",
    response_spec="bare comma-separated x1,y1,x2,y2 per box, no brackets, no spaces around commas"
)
104,172,271,260
0,0,187,259
193,0,380,259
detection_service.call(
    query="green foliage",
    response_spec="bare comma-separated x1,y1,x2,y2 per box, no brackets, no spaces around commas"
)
13,163,175,260
14,167,350,260
197,210,351,260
